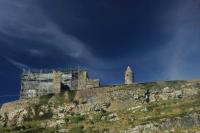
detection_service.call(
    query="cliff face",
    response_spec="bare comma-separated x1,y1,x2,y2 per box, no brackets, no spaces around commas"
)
1,80,200,132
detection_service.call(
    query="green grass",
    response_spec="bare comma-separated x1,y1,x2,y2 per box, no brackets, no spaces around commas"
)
65,115,85,124
0,127,12,133
39,94,53,105
68,125,85,133
138,80,187,90
91,113,103,123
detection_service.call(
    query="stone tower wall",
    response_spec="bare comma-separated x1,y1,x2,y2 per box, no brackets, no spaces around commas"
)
53,71,62,94
20,72,53,99
78,71,88,90
125,66,133,84
78,71,100,89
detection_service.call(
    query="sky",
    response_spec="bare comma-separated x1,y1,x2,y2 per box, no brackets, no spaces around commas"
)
0,0,200,104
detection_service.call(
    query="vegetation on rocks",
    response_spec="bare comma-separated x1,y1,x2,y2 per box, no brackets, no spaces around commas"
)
1,80,200,132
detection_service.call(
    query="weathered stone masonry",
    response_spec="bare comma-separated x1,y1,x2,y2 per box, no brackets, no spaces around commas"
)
125,66,134,84
19,66,133,99
20,69,100,99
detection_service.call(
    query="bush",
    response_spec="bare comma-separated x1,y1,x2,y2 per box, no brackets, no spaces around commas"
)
65,115,85,124
17,127,43,133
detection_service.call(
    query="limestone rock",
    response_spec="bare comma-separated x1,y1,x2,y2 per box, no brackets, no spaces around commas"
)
162,87,172,93
46,119,65,128
108,113,119,121
39,111,44,117
0,114,7,127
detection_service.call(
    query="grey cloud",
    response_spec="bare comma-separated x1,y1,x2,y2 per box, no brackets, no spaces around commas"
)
6,57,30,70
161,0,200,80
0,0,93,60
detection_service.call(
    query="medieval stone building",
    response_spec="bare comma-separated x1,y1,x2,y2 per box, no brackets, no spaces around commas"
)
125,66,134,84
20,69,100,99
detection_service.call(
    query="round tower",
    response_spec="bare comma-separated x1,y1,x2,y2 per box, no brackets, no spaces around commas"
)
125,66,133,84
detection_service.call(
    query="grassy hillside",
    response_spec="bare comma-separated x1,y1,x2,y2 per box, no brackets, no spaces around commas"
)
1,80,200,133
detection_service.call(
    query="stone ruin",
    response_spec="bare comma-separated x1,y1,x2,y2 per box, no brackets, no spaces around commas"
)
20,69,100,99
19,66,134,99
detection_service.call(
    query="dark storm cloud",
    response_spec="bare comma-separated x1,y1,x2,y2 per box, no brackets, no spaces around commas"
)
0,0,96,65
39,0,167,59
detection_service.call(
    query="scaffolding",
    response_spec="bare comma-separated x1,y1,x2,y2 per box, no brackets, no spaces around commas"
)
20,67,86,99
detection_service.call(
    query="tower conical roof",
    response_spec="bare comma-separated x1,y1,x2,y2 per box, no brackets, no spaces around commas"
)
126,66,132,72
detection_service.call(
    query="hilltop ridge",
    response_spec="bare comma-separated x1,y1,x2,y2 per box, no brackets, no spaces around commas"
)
1,80,200,132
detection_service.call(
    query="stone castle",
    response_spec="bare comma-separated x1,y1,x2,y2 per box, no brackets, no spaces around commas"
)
20,66,134,99
20,69,100,99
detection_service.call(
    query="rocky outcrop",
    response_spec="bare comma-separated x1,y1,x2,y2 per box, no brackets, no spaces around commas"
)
0,98,39,115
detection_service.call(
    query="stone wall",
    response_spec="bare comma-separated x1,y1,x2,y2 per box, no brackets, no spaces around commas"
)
86,79,100,89
77,71,100,90
74,80,200,111
78,71,88,90
20,72,54,99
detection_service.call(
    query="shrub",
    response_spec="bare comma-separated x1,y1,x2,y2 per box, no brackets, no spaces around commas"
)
54,93,66,105
92,113,103,123
68,90,77,102
39,94,53,105
65,115,85,124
